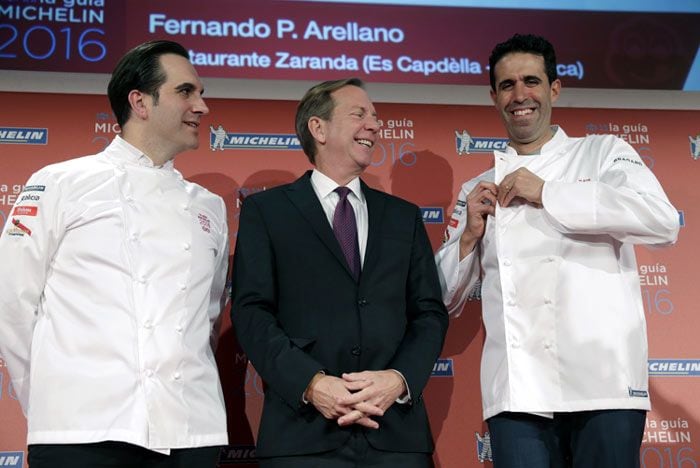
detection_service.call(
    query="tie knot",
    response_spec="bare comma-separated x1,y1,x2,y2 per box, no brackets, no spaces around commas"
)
334,186,351,201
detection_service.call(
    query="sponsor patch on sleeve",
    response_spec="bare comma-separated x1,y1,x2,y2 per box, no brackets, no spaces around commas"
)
12,206,38,216
22,185,46,192
6,218,32,237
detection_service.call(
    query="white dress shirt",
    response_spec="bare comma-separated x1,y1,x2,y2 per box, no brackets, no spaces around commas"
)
0,136,229,451
310,169,368,265
309,169,410,403
436,127,679,420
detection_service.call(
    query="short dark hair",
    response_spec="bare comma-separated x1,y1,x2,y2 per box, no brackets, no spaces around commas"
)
108,40,189,128
488,34,557,91
295,78,365,164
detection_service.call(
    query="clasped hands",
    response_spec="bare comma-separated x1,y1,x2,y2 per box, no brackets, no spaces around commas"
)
305,370,406,430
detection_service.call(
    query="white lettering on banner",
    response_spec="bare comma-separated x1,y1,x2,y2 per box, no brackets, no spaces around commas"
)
643,431,692,443
378,118,414,140
0,3,104,24
0,130,45,140
0,454,21,467
275,52,359,71
649,361,700,373
302,20,404,43
396,56,482,76
150,14,272,38
94,122,121,133
0,195,17,206
190,51,272,68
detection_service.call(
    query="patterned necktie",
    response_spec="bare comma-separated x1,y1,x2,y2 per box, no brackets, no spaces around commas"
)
333,187,361,281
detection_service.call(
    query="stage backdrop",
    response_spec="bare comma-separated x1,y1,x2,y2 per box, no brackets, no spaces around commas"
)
0,91,696,468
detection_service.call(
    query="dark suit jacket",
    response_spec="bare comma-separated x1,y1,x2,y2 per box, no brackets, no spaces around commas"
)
231,171,448,458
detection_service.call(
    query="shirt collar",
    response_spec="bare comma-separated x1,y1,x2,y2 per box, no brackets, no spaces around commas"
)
107,136,175,171
501,125,566,157
311,169,364,202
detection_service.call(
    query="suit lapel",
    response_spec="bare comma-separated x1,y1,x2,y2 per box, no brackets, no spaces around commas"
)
361,181,386,280
285,171,356,279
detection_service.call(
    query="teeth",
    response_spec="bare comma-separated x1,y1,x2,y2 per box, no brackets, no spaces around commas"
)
512,109,533,116
357,139,373,148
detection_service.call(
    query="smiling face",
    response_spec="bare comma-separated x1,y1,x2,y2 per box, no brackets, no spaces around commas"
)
144,53,209,160
311,85,380,183
490,52,560,154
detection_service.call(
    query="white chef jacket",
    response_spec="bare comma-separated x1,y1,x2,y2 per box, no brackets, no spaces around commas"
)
435,127,679,420
0,137,229,451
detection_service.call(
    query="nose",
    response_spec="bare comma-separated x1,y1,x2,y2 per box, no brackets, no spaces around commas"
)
194,95,209,115
365,115,380,132
512,81,528,102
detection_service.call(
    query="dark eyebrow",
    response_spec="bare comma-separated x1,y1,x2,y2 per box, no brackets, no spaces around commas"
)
174,82,202,94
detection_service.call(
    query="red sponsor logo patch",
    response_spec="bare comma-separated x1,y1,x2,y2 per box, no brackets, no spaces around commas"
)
448,217,459,228
11,218,31,236
13,206,38,216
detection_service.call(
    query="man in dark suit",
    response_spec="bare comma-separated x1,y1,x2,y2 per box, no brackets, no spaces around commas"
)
231,78,448,467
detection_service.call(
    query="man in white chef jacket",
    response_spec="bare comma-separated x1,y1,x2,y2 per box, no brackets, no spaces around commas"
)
436,34,679,468
0,40,228,467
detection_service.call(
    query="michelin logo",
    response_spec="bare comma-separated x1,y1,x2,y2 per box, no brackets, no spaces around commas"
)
432,358,453,377
210,125,300,150
475,432,493,462
455,128,508,154
649,359,700,376
0,451,23,468
690,134,699,160
0,127,48,145
421,207,444,224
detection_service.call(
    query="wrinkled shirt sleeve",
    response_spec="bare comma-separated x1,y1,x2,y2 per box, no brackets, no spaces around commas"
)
435,180,482,317
542,136,679,245
0,169,65,414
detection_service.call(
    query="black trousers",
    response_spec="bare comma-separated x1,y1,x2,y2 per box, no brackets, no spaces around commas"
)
259,430,433,468
487,410,647,468
28,441,221,468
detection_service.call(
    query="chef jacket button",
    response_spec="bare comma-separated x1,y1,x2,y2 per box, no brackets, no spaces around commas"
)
544,297,552,305
183,242,191,251
510,341,519,349
503,259,512,267
179,283,187,291
143,320,153,329
130,233,138,241
173,372,182,380
544,342,552,350
182,204,189,211
144,369,154,378
545,256,555,263
125,196,134,204
507,300,516,307
175,325,183,333
358,298,368,306
351,346,361,356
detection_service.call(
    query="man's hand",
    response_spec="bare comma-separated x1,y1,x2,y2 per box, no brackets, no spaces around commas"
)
498,168,544,208
336,370,405,426
305,374,381,429
459,181,498,259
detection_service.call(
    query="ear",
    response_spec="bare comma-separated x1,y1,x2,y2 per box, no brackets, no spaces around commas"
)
550,79,561,104
308,116,326,145
489,87,497,105
127,90,149,120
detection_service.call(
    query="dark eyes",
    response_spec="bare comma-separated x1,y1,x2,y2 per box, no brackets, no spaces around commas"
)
500,79,541,90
